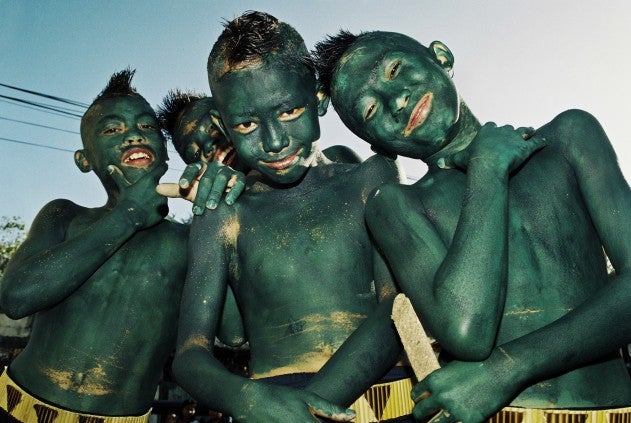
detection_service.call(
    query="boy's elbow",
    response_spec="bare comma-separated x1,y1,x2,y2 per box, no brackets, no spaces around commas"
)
0,294,30,320
0,283,29,320
443,322,495,361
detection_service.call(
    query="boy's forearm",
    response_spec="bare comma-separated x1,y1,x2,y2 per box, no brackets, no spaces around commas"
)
431,164,509,359
0,208,138,318
306,298,402,406
491,272,631,387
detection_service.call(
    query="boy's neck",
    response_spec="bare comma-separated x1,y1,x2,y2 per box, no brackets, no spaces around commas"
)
425,101,481,168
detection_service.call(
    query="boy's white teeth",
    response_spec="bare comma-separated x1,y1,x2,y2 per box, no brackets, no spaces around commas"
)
125,152,150,162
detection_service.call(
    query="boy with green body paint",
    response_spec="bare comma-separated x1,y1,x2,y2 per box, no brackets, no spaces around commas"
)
314,30,631,422
0,70,187,422
172,11,419,423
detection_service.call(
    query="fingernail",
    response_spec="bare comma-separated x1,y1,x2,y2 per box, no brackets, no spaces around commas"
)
225,198,234,206
437,158,446,169
193,205,203,215
179,179,189,189
206,200,217,210
107,165,115,174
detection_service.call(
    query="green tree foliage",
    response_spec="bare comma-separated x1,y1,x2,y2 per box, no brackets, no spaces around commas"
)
0,216,26,276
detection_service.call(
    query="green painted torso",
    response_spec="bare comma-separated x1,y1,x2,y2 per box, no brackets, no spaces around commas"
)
10,209,188,415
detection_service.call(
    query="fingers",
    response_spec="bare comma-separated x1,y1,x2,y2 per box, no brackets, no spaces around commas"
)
107,165,132,188
204,166,232,210
412,394,443,423
224,172,246,206
179,162,206,190
307,399,355,422
429,409,459,423
516,126,535,140
156,183,182,198
411,380,430,402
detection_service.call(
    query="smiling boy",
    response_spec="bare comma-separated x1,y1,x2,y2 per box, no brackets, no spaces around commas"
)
0,69,188,422
171,12,414,423
314,30,631,422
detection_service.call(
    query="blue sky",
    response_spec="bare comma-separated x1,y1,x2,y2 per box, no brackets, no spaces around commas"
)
1,0,629,225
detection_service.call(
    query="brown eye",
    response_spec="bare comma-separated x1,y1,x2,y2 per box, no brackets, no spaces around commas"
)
234,121,257,134
364,103,377,121
102,127,120,135
279,106,306,121
388,60,401,79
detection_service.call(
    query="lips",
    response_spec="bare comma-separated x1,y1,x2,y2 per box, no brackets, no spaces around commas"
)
261,148,302,171
212,143,237,167
121,147,154,168
403,92,433,137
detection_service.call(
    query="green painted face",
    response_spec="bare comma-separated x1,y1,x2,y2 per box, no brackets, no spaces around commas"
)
175,97,236,167
81,96,167,184
332,32,460,160
211,58,320,185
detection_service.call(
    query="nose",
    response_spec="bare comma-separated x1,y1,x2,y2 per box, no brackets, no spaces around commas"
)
388,90,410,118
124,131,145,145
125,128,145,145
261,121,289,153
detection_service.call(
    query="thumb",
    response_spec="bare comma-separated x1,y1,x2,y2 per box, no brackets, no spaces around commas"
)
107,165,132,188
436,150,466,170
307,397,356,422
156,183,183,199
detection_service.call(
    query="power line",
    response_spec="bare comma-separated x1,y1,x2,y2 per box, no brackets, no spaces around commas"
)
0,99,81,120
0,95,84,118
0,136,75,153
0,116,79,135
0,83,89,108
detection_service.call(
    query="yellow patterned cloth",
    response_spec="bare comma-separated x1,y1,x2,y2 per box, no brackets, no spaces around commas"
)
349,377,414,422
0,370,151,423
489,405,631,423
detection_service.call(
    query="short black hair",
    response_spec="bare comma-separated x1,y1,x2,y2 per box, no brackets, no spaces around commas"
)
157,89,206,140
312,30,359,97
207,11,314,83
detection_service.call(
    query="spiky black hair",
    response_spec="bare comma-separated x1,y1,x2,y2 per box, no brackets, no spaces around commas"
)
208,10,314,81
93,67,139,103
157,89,206,139
81,68,148,142
312,30,359,97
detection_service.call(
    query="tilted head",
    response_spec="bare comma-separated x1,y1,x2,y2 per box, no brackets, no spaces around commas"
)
76,69,167,189
207,11,328,185
314,30,460,160
157,90,236,166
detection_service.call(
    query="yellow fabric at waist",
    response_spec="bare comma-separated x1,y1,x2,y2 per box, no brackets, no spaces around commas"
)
489,405,631,423
350,377,414,423
0,370,151,423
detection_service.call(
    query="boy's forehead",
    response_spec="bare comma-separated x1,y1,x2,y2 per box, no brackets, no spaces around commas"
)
86,95,153,121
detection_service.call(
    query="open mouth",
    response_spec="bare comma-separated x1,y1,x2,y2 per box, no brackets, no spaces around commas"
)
121,147,154,168
213,143,237,167
403,92,433,137
261,148,303,171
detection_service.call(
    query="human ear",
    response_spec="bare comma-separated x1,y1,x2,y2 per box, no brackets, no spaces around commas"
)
316,82,330,117
74,149,92,173
429,41,454,73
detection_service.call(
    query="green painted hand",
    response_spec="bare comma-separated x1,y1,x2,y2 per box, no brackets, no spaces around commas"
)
437,122,546,173
108,162,168,228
